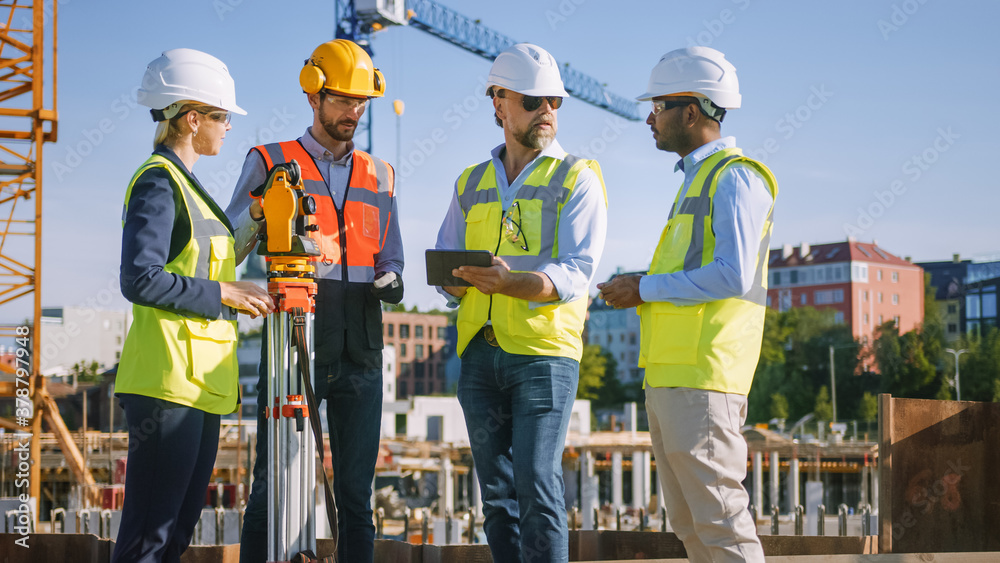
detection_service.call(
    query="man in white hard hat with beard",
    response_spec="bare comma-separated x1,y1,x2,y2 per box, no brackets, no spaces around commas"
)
435,43,608,562
599,46,777,562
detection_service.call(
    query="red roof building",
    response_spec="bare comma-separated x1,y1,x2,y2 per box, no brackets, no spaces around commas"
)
766,240,924,344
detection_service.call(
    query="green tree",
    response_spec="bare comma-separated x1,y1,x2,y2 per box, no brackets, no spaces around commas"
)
920,272,947,368
780,307,857,421
71,360,100,383
858,392,878,422
577,344,607,402
592,349,623,409
769,392,789,420
814,385,833,421
577,344,624,408
748,306,860,423
873,321,937,398
758,307,791,367
748,309,791,423
960,327,1000,401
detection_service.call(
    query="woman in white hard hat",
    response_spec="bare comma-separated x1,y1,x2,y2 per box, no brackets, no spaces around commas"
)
112,48,272,563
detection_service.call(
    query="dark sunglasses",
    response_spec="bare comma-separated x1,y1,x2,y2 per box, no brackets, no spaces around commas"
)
498,89,563,112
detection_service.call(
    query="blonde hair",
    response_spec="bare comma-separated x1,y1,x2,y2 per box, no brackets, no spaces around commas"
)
151,102,218,149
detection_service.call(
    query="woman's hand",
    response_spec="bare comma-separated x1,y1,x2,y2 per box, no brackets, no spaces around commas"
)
220,281,274,318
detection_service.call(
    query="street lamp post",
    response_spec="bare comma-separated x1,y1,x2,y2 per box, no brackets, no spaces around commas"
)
944,348,969,401
829,345,837,424
393,99,404,186
828,343,859,425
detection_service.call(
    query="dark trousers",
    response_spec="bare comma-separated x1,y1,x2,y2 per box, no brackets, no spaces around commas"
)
112,394,220,563
240,360,383,563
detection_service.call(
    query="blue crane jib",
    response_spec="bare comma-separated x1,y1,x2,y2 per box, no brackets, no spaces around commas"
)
341,0,642,122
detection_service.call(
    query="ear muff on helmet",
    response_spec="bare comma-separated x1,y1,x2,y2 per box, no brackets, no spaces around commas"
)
298,57,386,97
299,59,326,94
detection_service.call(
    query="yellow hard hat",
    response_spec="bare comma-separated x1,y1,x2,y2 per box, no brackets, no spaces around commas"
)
299,39,385,98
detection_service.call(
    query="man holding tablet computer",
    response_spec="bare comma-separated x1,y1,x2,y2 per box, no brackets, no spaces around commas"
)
432,43,608,563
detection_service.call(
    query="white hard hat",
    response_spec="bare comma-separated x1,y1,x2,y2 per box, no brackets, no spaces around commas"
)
636,46,741,110
485,43,569,98
138,48,247,121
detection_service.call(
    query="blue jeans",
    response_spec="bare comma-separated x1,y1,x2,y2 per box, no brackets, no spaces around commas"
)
457,332,579,563
113,394,219,563
240,359,383,563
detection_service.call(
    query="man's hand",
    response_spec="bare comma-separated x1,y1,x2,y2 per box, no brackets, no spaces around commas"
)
452,256,511,296
597,274,644,309
249,199,264,222
442,285,468,299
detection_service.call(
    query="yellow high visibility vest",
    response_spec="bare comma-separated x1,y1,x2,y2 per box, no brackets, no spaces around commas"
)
454,154,607,361
639,148,777,395
117,155,240,414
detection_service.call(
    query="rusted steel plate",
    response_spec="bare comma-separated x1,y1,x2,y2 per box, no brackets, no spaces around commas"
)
879,396,1000,553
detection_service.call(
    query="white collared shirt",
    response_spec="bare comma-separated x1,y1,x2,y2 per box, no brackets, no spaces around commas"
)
638,136,775,305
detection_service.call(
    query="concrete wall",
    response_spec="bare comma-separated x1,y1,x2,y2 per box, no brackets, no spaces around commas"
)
405,396,469,443
38,307,131,375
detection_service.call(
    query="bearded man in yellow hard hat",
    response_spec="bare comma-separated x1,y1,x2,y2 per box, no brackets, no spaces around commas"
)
226,39,402,563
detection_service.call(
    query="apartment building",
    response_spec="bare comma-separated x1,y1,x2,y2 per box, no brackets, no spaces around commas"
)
766,239,924,344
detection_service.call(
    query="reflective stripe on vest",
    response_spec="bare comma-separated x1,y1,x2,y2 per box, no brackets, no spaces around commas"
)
255,141,394,282
454,154,607,361
639,147,778,395
116,155,239,414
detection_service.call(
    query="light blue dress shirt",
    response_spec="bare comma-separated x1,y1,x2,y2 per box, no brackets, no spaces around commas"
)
435,139,607,307
638,136,774,306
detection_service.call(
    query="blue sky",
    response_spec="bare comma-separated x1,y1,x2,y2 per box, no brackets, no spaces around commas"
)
6,0,998,323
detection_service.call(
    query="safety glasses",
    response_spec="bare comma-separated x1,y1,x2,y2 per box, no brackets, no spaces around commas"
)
323,91,369,111
503,201,529,252
199,110,232,125
177,108,232,125
498,90,563,112
651,98,696,116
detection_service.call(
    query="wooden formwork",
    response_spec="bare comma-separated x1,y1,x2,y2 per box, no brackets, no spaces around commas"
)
592,556,1000,563
878,395,1000,553
0,533,111,563
570,531,874,560
0,531,875,562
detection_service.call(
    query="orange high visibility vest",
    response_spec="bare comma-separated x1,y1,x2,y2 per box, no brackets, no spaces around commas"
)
254,140,395,282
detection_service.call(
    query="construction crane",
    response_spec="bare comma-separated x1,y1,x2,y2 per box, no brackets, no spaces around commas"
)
0,0,100,521
333,0,641,151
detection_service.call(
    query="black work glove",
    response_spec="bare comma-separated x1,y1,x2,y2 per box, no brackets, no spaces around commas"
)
372,271,404,304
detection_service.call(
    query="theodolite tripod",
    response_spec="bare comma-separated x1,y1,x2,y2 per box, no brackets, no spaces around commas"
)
252,160,336,563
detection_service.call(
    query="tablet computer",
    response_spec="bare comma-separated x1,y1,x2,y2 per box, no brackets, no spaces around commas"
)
425,249,493,286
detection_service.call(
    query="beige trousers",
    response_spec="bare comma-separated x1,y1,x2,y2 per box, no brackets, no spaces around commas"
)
646,387,765,563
